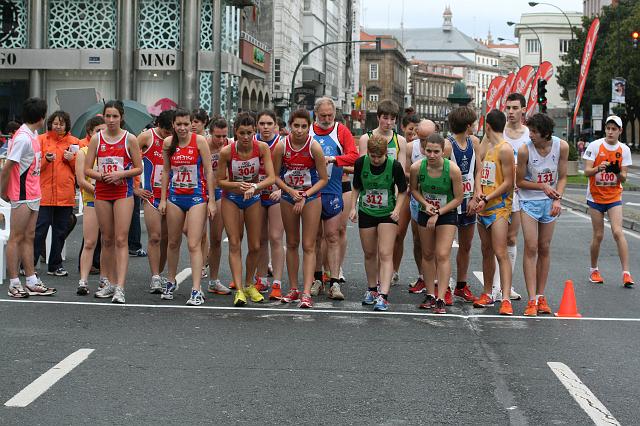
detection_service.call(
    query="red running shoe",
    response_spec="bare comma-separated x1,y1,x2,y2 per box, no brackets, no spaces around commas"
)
454,285,476,303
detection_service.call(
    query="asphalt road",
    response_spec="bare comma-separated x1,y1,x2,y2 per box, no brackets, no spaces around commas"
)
1,205,639,425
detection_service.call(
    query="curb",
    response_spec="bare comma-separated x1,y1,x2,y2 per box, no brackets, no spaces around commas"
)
561,197,640,232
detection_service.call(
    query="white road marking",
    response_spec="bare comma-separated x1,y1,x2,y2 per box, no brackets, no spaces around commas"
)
3,299,640,322
223,237,228,242
626,202,640,207
473,271,484,284
566,208,640,240
452,240,459,248
175,268,192,285
5,348,94,408
548,362,620,425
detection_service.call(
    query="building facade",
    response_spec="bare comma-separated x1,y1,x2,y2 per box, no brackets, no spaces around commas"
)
0,0,270,132
409,60,461,131
584,0,617,18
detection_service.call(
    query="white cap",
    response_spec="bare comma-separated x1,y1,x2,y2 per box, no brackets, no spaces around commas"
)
605,115,622,128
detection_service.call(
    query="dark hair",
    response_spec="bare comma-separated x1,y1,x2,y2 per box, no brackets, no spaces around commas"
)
402,113,420,128
85,116,105,136
103,100,126,127
404,106,415,116
191,108,209,126
256,109,277,123
234,112,256,131
46,110,71,135
377,99,399,118
6,120,21,136
448,106,477,134
209,116,228,132
288,109,312,126
156,109,175,131
505,93,526,108
486,109,506,133
526,113,554,140
277,117,286,130
167,108,191,157
425,132,445,149
22,97,47,124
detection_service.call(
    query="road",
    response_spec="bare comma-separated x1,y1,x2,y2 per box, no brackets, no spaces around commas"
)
1,205,639,424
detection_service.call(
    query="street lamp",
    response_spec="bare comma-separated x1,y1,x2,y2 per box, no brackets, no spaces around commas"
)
497,37,517,44
528,2,575,41
507,21,543,64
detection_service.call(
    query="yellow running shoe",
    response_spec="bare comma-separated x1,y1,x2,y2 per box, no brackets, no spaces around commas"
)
244,285,265,303
234,290,247,307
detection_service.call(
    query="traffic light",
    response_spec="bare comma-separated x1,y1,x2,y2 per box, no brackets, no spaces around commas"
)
537,78,548,114
632,31,639,49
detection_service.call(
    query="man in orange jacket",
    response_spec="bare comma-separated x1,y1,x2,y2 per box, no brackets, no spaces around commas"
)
34,110,81,276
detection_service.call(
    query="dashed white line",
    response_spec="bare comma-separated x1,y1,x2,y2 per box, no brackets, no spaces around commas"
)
548,362,620,425
5,349,95,408
565,208,640,240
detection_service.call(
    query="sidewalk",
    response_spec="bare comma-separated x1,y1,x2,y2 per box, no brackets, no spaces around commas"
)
632,152,640,171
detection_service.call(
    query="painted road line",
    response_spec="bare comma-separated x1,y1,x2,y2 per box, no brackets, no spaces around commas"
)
5,349,95,408
223,237,228,242
548,362,620,426
452,240,459,248
4,299,640,322
626,202,640,207
175,268,192,286
566,208,640,240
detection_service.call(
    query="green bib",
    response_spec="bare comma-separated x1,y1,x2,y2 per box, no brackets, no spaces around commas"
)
418,158,453,211
359,155,396,217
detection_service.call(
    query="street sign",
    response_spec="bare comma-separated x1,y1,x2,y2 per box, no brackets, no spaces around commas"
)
593,119,602,132
592,104,603,120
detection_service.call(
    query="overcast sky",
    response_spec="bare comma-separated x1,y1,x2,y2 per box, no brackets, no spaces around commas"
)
360,0,583,42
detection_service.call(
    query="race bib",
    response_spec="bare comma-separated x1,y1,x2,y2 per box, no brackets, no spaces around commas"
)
284,168,312,190
595,171,618,187
362,189,389,209
231,157,259,182
152,165,163,188
421,192,447,211
259,174,275,195
480,161,497,187
32,152,41,176
387,147,397,161
172,164,197,189
462,174,473,199
98,156,124,174
211,153,219,172
534,168,556,186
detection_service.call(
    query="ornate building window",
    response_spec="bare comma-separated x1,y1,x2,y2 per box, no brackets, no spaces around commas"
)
200,0,213,51
0,0,28,48
137,0,181,49
48,0,116,49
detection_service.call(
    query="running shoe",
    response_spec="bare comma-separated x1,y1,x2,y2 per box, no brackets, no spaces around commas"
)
322,272,330,284
537,296,552,315
499,299,513,316
150,275,163,294
310,279,324,296
254,277,270,293
47,267,68,277
338,267,346,284
524,300,538,317
418,294,436,309
26,281,56,296
99,276,111,289
392,271,399,286
161,282,177,300
269,282,282,300
509,288,522,301
111,287,125,304
623,272,635,288
444,288,453,306
328,283,345,300
373,295,389,311
362,290,379,305
298,294,313,309
473,293,495,308
207,279,231,295
454,285,476,303
129,248,147,257
244,285,265,303
281,288,300,303
7,283,28,298
186,289,205,306
589,269,604,284
95,282,115,298
234,290,247,307
408,278,426,294
433,299,446,314
77,280,89,296
229,282,236,289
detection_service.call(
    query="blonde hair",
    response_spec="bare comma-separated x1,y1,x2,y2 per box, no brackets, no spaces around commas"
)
367,133,388,156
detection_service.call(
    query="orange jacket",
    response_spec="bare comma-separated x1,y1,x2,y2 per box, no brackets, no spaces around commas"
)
39,131,81,206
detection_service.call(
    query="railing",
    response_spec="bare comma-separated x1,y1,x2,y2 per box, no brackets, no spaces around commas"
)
240,31,271,53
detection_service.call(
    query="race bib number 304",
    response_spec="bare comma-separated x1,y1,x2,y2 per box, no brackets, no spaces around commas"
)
231,158,259,182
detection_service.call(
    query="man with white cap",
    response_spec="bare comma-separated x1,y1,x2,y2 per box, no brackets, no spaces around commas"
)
583,115,634,287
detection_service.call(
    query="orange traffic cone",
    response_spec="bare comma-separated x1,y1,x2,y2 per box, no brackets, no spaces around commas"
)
555,280,582,318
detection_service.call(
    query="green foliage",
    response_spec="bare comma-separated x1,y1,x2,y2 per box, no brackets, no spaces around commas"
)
568,140,578,161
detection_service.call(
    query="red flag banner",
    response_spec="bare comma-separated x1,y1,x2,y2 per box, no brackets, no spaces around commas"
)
573,18,600,128
498,72,517,111
525,61,555,118
512,65,536,96
479,76,506,129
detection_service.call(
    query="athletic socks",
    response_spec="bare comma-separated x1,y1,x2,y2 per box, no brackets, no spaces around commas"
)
26,274,38,287
314,271,323,281
9,278,20,288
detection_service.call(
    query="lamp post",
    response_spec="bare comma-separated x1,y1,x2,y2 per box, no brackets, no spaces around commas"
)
497,37,517,44
528,2,575,41
507,21,543,65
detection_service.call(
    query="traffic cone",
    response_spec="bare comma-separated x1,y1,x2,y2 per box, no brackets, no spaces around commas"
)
555,280,582,318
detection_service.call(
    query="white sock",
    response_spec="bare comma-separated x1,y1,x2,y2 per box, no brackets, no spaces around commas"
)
9,278,20,288
273,280,281,286
590,267,598,273
418,274,423,280
536,294,544,300
26,275,38,287
623,271,630,275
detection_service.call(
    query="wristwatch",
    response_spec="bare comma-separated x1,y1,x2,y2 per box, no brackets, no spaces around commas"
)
251,183,258,190
301,191,309,199
479,194,488,203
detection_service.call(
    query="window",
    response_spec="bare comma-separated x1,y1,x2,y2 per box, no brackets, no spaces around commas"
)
274,58,281,83
369,63,379,80
369,94,379,103
303,0,311,10
303,42,310,65
526,38,540,54
559,39,570,54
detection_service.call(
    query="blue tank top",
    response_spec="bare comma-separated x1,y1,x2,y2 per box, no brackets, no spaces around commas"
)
449,135,476,214
311,123,342,195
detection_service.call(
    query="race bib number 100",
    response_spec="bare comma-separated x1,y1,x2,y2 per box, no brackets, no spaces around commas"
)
595,171,618,187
